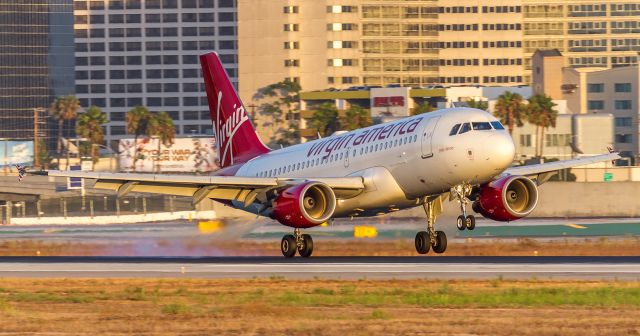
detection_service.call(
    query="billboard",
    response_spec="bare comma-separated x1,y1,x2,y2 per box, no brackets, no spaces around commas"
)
119,137,219,173
0,140,34,167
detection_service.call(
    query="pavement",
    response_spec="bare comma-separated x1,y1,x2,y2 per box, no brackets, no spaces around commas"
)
0,217,638,243
0,256,637,280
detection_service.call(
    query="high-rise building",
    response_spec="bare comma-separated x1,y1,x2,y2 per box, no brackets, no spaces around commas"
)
74,0,238,146
0,0,75,140
239,1,640,126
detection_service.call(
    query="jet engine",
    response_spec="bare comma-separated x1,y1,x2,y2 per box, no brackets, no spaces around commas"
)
271,181,336,228
472,175,539,221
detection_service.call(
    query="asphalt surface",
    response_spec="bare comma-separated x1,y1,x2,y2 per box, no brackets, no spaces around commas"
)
0,256,637,280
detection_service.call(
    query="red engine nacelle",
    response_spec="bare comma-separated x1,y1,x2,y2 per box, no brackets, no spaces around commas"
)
271,181,337,228
473,175,539,221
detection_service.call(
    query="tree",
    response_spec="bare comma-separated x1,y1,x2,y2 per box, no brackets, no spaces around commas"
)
49,95,80,167
126,106,151,171
341,104,371,131
527,94,557,158
310,102,339,137
467,100,489,111
147,111,176,173
75,106,108,164
254,80,301,146
493,92,526,135
412,103,435,115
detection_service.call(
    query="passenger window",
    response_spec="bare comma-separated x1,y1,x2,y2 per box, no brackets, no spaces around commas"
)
413,135,417,142
449,124,461,136
472,122,492,130
491,121,505,130
459,123,471,134
339,152,343,160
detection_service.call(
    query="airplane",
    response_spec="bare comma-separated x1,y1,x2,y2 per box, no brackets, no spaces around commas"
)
41,52,620,258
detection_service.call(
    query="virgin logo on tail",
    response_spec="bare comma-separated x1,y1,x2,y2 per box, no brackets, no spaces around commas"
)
215,90,249,166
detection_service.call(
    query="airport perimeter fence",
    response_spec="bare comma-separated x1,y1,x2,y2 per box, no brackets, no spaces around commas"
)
1,195,194,223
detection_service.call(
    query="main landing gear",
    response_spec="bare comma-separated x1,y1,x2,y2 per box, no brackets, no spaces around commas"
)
452,184,475,231
415,197,447,254
281,228,313,258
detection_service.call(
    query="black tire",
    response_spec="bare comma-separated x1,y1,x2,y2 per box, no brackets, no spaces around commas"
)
466,215,476,230
456,215,466,231
281,234,296,258
415,231,430,254
298,234,314,258
432,231,447,254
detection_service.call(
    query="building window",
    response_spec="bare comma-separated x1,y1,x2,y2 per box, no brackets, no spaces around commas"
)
615,117,633,127
284,24,299,32
615,100,632,110
615,134,632,143
615,83,632,93
284,59,299,67
519,134,532,147
111,126,126,135
587,100,604,110
587,83,604,93
328,23,357,31
284,6,298,13
284,41,299,49
327,5,356,13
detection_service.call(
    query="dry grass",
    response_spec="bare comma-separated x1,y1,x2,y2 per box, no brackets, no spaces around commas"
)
0,278,637,335
0,237,639,256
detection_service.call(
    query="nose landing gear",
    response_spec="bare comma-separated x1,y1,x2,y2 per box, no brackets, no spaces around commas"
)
281,228,314,258
452,184,476,231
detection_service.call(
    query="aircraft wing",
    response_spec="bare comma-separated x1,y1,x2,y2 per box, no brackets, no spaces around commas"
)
500,152,620,183
40,170,365,205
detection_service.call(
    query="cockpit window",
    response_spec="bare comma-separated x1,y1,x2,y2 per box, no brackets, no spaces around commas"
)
459,123,471,134
491,121,505,130
449,124,461,136
472,122,492,130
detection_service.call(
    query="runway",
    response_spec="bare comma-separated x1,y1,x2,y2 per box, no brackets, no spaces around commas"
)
0,256,637,280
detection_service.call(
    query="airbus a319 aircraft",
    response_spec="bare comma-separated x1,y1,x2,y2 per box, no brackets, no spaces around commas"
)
44,52,619,258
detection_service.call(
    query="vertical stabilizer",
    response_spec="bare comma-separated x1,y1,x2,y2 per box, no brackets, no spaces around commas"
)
200,52,270,168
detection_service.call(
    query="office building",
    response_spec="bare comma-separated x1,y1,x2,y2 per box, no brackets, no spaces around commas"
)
0,0,75,140
239,0,640,142
74,0,238,145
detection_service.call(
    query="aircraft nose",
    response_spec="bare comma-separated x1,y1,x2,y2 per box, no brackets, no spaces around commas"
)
484,133,515,170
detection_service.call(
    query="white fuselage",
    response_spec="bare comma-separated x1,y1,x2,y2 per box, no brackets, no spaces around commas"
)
235,108,515,218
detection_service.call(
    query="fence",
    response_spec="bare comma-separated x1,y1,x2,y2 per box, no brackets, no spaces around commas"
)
1,194,194,224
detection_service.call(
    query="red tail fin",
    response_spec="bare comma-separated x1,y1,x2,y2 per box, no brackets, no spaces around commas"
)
200,52,270,168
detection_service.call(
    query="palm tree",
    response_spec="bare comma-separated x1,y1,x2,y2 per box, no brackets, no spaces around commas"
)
310,102,339,137
341,104,371,131
75,106,108,165
412,103,435,115
147,112,176,173
467,100,489,111
493,92,526,135
527,94,557,158
49,96,80,166
126,106,151,171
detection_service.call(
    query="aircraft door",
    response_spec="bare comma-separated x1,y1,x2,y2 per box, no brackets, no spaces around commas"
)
344,148,350,168
421,116,441,159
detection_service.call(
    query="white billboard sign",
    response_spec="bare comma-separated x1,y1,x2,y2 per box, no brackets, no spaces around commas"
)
119,137,219,172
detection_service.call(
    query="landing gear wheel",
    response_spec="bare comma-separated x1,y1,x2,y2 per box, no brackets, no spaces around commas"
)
431,231,447,254
415,231,430,254
298,234,314,258
465,215,476,230
281,234,296,258
456,215,466,231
